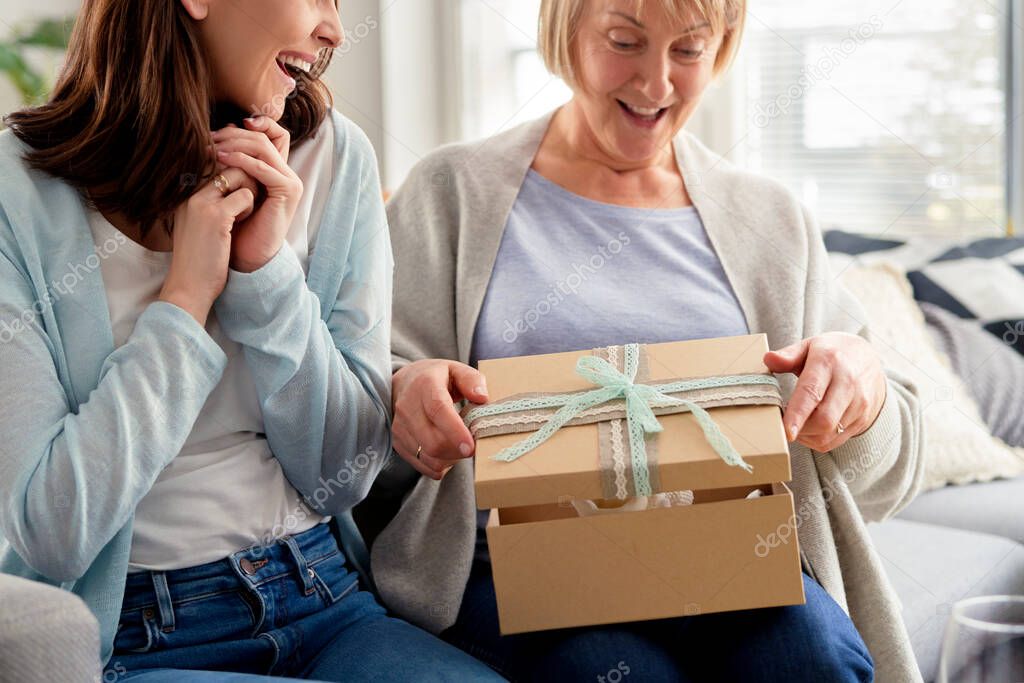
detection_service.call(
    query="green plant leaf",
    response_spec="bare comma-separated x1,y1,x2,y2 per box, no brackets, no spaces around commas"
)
0,15,74,106
0,44,47,103
15,18,73,49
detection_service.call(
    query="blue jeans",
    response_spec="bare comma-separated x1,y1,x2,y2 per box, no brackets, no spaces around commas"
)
108,523,504,682
440,560,874,682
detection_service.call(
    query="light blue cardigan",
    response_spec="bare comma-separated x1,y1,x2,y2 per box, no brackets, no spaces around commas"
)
0,110,394,665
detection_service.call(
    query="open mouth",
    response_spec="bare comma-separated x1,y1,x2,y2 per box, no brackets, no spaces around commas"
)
617,99,669,125
276,54,314,79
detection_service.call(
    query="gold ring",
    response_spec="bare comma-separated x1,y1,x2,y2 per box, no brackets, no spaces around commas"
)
415,445,423,461
212,173,231,196
836,422,846,434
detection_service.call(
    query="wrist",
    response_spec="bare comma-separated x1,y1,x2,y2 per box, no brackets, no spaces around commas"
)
856,376,889,437
230,246,281,274
158,287,211,327
229,256,264,274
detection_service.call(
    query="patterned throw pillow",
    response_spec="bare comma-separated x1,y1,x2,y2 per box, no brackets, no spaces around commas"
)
836,262,1024,490
824,230,1024,357
921,302,1024,448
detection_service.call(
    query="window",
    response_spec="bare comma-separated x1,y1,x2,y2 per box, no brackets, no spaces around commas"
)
459,0,569,141
458,0,1011,237
740,1,1007,237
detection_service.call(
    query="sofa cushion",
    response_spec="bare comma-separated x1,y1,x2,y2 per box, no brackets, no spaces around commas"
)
896,476,1024,543
868,519,1024,682
837,262,1024,490
0,573,100,683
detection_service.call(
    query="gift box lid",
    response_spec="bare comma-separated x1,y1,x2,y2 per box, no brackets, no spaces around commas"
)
471,333,791,509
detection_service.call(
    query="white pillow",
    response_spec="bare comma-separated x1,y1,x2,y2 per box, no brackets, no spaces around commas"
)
837,261,1024,490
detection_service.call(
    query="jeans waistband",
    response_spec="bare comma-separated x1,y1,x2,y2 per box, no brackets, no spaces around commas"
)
121,522,342,612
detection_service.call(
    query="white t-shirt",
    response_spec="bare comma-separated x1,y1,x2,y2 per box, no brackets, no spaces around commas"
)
87,120,337,571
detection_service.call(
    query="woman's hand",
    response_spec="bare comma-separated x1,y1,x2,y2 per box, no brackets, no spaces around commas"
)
392,359,490,480
211,116,303,273
158,171,256,326
763,332,888,453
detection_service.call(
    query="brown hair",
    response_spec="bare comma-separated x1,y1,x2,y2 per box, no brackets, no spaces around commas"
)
538,0,746,88
3,0,336,240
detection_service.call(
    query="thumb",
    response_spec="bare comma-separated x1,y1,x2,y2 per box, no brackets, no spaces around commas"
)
449,362,489,404
764,338,810,374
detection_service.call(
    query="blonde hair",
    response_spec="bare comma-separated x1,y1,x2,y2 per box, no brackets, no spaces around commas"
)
538,0,746,87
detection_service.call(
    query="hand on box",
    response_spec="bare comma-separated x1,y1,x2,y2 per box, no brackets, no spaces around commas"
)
763,332,888,453
392,359,489,480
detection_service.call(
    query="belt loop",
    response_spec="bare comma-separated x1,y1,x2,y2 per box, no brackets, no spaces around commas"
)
281,536,316,596
150,572,176,633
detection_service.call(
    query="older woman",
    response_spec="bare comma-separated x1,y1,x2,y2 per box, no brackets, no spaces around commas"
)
367,0,925,681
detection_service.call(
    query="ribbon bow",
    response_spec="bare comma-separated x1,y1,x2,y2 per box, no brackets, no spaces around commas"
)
466,344,756,497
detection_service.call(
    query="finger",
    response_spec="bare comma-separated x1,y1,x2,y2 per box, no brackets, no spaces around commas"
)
202,167,259,200
799,375,855,451
214,167,260,222
449,363,489,404
764,338,811,375
215,118,288,147
199,167,243,199
243,115,291,163
221,187,257,222
214,137,290,176
801,370,855,436
397,400,467,462
216,150,297,199
783,361,833,442
839,391,873,438
420,386,476,457
416,447,451,476
392,424,445,479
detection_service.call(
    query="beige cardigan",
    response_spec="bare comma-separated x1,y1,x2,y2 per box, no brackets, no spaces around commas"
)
368,112,926,683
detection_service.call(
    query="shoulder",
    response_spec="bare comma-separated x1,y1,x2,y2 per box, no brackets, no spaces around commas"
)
397,114,550,199
0,131,56,253
678,130,813,244
678,130,802,212
286,109,381,194
0,130,39,199
0,129,83,210
326,110,378,178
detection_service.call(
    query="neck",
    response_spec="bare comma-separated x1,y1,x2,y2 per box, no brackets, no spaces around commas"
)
530,102,691,209
552,100,677,175
94,203,173,252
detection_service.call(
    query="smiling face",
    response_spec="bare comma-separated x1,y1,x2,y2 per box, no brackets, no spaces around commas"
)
181,0,343,120
570,0,724,166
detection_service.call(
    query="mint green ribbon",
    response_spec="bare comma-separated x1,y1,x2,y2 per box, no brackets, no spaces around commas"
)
464,344,778,497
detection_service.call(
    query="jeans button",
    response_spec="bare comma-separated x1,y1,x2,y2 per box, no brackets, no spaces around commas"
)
240,558,256,575
142,608,155,620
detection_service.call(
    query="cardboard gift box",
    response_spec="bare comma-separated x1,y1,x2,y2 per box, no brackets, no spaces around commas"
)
466,333,806,635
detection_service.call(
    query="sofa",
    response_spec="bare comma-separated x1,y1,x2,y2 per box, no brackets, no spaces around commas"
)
0,573,100,683
869,479,1024,681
